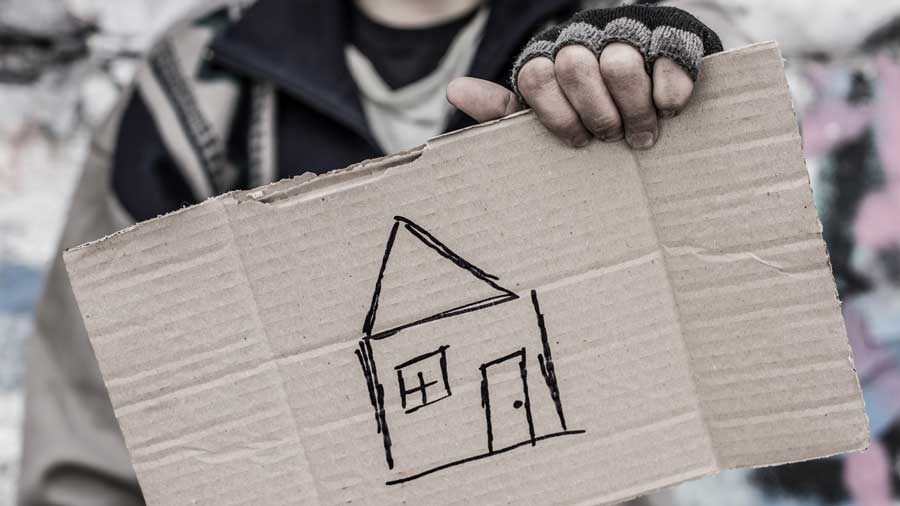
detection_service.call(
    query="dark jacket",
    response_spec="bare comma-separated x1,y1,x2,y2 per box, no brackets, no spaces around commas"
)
113,0,583,222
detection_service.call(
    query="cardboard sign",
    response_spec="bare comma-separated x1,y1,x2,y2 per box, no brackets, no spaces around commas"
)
65,43,868,506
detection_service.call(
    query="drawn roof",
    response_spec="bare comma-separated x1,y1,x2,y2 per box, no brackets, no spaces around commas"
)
362,216,519,340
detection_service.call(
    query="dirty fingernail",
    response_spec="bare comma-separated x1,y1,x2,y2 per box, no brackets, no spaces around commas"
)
659,109,678,119
573,137,591,148
602,131,624,143
628,132,655,149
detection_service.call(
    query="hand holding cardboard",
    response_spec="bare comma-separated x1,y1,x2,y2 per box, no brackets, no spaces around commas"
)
64,43,869,506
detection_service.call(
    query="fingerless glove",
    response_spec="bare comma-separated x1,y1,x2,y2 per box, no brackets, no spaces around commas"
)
512,5,724,96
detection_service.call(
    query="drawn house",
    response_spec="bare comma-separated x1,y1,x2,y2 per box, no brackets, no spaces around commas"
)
355,216,584,485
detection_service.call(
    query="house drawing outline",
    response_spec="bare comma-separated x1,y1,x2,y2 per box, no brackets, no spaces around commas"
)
355,216,584,486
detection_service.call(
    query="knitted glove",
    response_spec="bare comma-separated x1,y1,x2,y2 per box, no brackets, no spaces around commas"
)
511,5,723,98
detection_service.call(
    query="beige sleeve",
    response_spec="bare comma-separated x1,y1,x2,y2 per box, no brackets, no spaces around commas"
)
17,92,142,506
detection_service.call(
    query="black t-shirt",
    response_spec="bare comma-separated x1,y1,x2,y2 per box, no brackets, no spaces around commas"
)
349,6,479,89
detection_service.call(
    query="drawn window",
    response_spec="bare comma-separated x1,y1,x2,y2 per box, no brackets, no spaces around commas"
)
395,345,451,414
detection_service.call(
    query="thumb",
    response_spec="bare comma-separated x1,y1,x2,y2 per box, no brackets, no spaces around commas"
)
447,77,523,123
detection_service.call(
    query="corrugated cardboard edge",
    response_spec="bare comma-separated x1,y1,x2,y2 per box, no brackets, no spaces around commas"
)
778,40,870,462
739,41,871,466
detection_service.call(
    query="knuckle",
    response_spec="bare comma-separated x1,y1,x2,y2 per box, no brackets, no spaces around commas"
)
623,109,657,130
517,58,556,95
547,113,581,136
541,111,584,141
554,47,598,87
617,99,656,127
599,45,645,84
585,113,622,136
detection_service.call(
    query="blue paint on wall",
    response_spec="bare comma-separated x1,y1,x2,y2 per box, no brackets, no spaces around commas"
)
0,262,43,316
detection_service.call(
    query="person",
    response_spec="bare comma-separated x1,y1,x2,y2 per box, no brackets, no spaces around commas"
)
17,0,735,504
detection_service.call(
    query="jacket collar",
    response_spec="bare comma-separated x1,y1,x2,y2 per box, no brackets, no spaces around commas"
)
210,0,578,150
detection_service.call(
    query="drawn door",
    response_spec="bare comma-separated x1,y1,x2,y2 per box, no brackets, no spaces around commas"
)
479,348,536,452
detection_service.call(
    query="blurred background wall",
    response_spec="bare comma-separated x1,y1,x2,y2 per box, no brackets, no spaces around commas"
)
0,1,205,503
1,1,898,505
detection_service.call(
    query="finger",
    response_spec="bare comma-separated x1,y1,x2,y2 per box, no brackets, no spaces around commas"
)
652,57,695,118
554,44,623,142
599,43,658,150
517,57,592,148
447,77,522,123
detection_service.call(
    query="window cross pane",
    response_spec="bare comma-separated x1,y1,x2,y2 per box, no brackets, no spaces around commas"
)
395,345,451,414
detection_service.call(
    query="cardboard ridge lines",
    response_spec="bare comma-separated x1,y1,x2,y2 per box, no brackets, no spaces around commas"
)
64,42,868,506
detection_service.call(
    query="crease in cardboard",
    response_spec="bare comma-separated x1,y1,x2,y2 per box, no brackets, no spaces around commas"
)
219,200,321,501
131,404,286,453
105,339,256,390
133,434,295,470
641,133,800,170
663,244,813,275
530,251,661,293
709,400,864,429
114,360,275,416
626,145,722,470
177,440,290,465
649,173,810,214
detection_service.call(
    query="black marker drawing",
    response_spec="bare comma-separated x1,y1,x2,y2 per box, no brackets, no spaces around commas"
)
396,345,451,414
355,216,584,486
